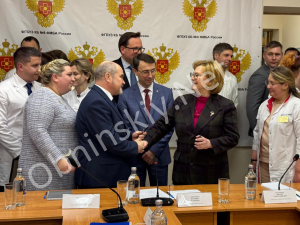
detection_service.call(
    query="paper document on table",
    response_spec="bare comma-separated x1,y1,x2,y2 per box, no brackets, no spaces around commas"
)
140,188,170,199
167,189,201,200
261,182,294,190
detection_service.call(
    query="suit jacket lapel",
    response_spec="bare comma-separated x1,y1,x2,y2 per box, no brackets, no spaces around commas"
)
181,94,196,134
13,80,27,100
133,84,149,122
194,95,222,134
150,83,159,119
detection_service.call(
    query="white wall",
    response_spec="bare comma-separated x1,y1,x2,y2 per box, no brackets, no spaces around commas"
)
263,14,300,51
263,0,300,7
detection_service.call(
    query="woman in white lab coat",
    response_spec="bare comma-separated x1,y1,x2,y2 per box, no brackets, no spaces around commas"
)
251,66,300,183
63,58,94,112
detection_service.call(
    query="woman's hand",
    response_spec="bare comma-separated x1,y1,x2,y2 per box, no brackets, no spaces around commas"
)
251,150,257,173
194,135,212,150
57,158,75,173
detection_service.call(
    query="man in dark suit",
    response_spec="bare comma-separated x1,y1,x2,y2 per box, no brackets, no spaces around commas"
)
113,32,144,101
246,41,283,137
75,61,145,188
118,53,174,186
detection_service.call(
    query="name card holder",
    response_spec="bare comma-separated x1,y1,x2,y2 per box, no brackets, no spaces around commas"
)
261,190,297,204
177,192,212,207
62,194,100,209
143,207,153,225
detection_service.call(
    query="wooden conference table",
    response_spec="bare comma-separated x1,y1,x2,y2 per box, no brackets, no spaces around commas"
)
1,184,300,225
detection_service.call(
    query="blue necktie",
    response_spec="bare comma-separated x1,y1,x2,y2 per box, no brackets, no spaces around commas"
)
128,65,137,86
25,83,33,95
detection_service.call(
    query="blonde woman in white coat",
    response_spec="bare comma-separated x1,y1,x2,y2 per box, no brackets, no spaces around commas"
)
251,66,300,183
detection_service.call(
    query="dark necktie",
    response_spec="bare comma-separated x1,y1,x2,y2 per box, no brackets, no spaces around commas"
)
25,83,33,95
128,65,137,86
144,89,151,116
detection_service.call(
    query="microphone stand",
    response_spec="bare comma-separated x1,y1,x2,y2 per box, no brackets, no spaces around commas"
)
278,154,299,190
68,157,129,222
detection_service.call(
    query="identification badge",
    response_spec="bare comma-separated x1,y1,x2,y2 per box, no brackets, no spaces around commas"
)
278,116,288,123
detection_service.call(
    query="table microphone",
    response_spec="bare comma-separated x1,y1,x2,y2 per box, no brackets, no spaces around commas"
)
66,155,129,223
141,157,174,206
278,154,299,190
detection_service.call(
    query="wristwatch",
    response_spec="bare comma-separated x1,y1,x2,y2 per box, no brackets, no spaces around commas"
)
251,159,257,162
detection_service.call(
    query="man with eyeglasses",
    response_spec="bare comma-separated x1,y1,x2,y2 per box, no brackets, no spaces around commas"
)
246,41,283,137
118,53,174,186
113,32,144,102
0,47,41,192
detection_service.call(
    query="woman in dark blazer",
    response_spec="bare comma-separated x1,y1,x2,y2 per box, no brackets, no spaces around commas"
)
143,60,239,185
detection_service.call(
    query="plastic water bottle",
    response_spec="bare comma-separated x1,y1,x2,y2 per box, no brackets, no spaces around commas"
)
13,168,26,206
127,167,140,204
151,199,167,225
245,164,256,200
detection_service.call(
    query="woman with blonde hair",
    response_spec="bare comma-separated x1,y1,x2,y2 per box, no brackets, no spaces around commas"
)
63,58,95,112
143,60,239,184
19,59,77,191
251,66,300,183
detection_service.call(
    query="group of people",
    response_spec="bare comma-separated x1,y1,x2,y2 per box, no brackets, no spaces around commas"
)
0,32,299,192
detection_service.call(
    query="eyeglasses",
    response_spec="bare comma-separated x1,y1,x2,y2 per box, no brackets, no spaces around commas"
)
190,72,204,78
125,46,145,53
265,80,283,86
137,68,156,75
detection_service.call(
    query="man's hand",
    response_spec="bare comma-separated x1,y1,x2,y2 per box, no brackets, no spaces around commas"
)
142,150,155,165
134,138,145,154
194,135,212,150
57,158,75,173
132,131,146,141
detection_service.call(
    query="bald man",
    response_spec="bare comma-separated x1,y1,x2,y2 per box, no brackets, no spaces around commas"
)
75,61,144,188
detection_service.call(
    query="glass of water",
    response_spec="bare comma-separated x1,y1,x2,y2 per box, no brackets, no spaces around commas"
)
4,183,16,209
218,178,230,203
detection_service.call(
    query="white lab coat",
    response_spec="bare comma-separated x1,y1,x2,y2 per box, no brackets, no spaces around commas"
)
0,74,41,185
62,87,90,113
252,94,300,183
218,70,238,108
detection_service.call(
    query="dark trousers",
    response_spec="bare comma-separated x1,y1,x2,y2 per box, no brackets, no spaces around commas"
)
0,186,4,192
137,164,168,187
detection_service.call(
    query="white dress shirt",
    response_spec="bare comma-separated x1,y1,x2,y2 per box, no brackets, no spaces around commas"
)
137,82,154,103
95,84,113,101
218,70,238,108
0,73,41,185
121,57,138,86
63,87,90,112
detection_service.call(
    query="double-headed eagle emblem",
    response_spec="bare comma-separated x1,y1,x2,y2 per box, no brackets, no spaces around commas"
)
68,42,106,69
183,0,217,32
0,39,18,81
107,0,143,31
148,44,180,85
26,0,65,28
228,45,251,83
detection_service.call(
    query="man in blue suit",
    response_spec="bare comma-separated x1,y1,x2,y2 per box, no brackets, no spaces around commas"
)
75,61,145,188
118,53,174,186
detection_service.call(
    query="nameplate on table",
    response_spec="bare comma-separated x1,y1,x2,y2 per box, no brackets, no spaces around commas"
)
62,194,100,209
261,190,297,204
143,206,153,225
177,192,212,207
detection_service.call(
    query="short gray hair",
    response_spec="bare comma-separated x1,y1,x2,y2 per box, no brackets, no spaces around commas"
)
95,61,118,80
